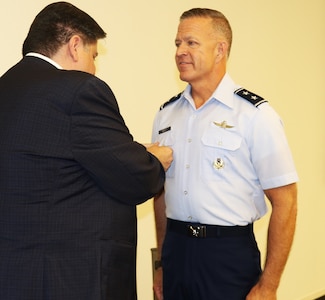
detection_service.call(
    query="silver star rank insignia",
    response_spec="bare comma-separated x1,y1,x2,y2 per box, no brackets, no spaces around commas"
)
234,88,268,107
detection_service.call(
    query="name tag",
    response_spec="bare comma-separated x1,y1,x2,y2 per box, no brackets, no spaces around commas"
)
158,126,171,134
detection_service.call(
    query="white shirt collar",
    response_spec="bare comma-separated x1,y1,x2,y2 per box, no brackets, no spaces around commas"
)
26,52,63,69
211,73,237,108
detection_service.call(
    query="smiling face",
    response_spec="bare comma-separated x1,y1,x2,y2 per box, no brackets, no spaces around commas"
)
175,17,227,87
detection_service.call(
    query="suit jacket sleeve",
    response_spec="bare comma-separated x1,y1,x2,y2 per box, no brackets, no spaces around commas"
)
71,76,165,205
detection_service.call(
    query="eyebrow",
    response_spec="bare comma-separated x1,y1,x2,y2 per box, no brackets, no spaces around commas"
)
175,35,198,42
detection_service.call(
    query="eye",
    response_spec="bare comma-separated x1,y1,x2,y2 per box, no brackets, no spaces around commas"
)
188,40,198,47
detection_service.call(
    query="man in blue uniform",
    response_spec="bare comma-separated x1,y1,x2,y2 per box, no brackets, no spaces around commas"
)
152,8,298,300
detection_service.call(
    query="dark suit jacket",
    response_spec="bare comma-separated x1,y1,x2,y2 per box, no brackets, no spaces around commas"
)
0,56,165,300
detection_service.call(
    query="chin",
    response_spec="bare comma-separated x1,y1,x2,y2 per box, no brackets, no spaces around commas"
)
179,74,191,83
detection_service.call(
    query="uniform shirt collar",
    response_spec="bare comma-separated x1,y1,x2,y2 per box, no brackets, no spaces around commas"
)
26,52,63,69
183,73,237,109
212,73,237,108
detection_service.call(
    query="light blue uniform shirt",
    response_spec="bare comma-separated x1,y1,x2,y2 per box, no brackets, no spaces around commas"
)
152,74,298,226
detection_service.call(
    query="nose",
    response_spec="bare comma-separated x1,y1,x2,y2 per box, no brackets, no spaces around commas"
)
176,43,187,57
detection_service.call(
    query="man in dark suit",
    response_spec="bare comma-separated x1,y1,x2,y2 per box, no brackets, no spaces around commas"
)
0,2,172,300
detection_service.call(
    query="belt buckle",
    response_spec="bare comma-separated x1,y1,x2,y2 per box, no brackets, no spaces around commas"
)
188,225,206,238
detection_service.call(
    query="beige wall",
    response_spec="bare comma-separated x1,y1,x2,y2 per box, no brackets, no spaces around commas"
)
1,1,324,299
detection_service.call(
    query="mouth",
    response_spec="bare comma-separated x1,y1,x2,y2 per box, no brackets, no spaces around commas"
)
178,61,192,69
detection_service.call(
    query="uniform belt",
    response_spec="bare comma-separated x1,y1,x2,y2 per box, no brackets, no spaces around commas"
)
167,218,253,238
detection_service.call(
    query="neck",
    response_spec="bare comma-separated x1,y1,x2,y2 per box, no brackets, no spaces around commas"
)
191,69,226,109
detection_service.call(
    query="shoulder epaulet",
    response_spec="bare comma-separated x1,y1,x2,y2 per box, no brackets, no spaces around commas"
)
234,88,268,107
160,92,182,110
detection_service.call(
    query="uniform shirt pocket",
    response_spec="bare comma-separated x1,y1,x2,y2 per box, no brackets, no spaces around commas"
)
201,126,242,181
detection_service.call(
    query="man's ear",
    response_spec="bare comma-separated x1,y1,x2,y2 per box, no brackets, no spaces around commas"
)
218,41,227,56
215,41,228,62
68,35,83,62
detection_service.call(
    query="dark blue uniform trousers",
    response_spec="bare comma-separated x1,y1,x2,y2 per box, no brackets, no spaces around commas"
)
162,223,262,300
